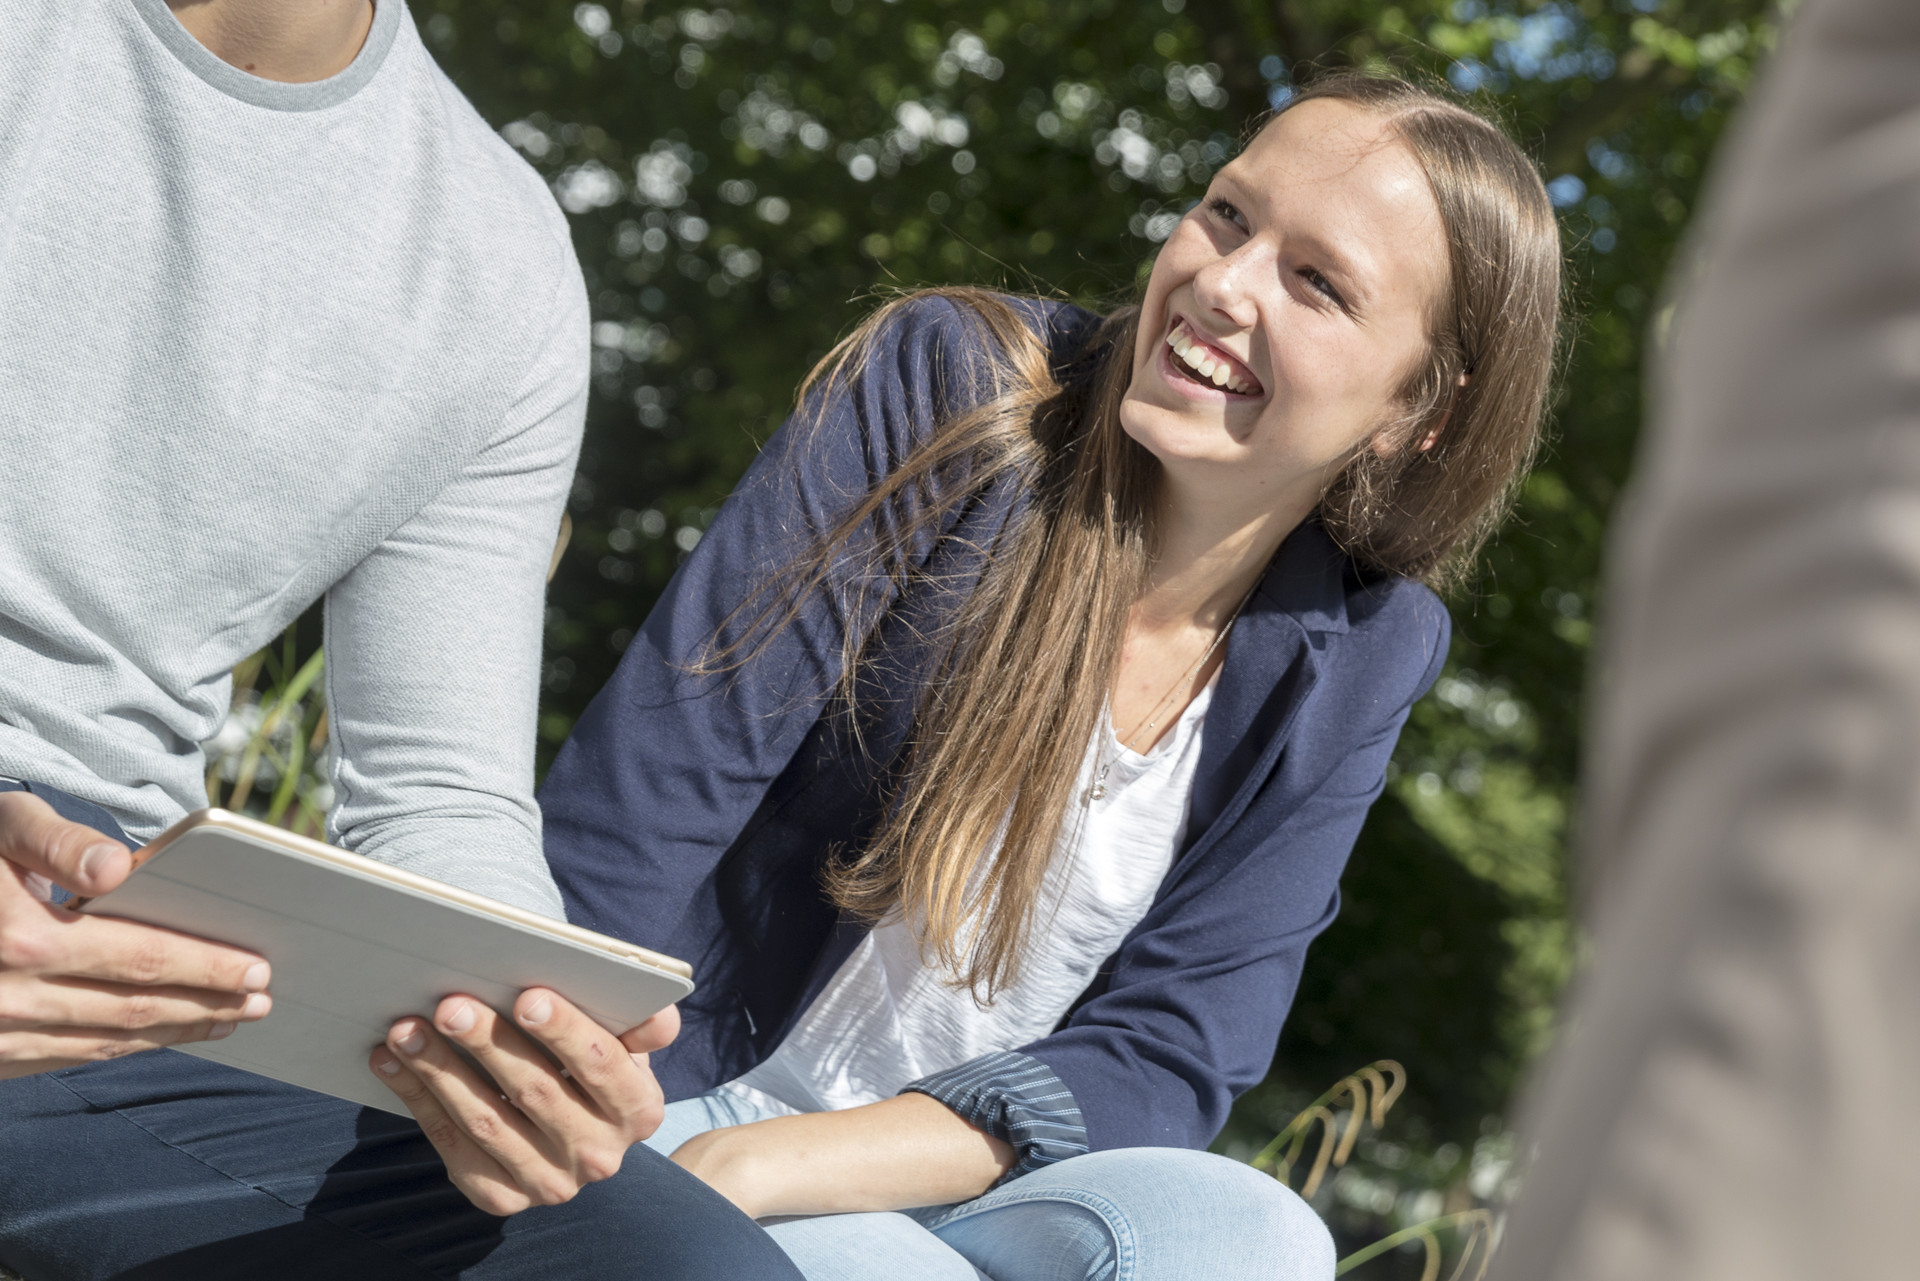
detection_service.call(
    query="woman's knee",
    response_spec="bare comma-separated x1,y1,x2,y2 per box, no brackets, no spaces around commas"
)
767,1211,987,1281
1046,1148,1335,1280
641,1090,777,1156
936,1148,1334,1281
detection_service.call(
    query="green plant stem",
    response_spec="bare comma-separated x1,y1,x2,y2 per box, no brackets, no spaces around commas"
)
1336,1211,1489,1275
265,723,306,824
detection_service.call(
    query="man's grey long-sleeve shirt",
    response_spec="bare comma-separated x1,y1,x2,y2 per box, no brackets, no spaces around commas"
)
0,0,588,916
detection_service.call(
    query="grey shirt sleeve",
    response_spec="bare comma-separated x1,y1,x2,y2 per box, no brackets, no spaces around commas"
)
320,264,589,918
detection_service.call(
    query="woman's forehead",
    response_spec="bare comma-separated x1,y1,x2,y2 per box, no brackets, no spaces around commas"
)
1233,101,1431,211
1222,100,1447,306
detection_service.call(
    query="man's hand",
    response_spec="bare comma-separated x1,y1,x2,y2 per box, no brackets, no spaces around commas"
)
0,792,274,1079
370,989,677,1216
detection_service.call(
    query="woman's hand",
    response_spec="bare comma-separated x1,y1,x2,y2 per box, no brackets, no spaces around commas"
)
670,1092,1015,1219
369,989,677,1216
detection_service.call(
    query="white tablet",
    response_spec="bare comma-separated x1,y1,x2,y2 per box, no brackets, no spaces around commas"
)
74,809,694,1116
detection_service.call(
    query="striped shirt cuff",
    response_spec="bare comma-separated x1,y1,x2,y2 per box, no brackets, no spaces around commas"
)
902,1051,1090,1183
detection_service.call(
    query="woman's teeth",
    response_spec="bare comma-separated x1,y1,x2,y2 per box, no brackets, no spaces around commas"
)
1167,325,1256,395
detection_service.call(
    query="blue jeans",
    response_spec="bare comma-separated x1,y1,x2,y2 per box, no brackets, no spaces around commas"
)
0,779,803,1281
645,1091,1337,1281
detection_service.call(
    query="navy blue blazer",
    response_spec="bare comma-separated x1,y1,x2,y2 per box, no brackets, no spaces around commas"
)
540,295,1450,1171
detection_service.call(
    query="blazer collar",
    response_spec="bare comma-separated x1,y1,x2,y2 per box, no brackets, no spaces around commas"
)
1181,522,1351,854
1249,520,1352,636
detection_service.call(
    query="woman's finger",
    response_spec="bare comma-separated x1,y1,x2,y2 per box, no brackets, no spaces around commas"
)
368,1045,534,1217
381,1015,568,1198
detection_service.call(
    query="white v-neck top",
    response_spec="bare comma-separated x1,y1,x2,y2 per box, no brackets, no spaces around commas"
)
729,679,1215,1114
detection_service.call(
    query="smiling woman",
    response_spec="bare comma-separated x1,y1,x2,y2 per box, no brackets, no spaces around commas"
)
537,70,1562,1281
715,74,1561,1001
1125,81,1559,590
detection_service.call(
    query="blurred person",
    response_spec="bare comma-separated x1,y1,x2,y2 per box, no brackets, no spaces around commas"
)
535,74,1562,1280
1485,0,1920,1277
0,2,803,1278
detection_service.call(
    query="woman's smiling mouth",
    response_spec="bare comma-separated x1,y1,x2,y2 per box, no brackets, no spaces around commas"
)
1164,319,1262,397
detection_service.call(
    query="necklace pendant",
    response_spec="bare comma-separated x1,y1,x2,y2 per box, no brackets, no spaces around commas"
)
1087,781,1107,802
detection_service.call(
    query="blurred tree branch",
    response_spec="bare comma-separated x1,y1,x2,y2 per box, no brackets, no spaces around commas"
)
1185,0,1382,132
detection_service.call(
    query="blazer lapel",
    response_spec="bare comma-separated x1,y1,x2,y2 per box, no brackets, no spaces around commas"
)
1179,524,1352,863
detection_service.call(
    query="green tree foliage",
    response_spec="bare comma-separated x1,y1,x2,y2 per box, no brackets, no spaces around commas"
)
414,0,1777,1209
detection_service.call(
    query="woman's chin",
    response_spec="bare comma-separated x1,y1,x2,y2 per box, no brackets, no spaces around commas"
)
1119,396,1253,464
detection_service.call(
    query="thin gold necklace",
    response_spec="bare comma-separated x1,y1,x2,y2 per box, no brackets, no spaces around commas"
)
1086,581,1257,803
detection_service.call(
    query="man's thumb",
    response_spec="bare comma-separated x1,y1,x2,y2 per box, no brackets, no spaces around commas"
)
0,791,131,896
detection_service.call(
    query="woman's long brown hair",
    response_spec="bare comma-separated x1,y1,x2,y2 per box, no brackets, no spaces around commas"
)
708,73,1562,1002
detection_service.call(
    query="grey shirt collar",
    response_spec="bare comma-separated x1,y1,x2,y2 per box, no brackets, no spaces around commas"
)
127,0,404,111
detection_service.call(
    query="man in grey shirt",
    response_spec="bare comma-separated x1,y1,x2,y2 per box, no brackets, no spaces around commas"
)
0,3,801,1277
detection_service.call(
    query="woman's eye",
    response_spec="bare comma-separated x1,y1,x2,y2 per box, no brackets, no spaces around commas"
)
1207,198,1247,231
1302,269,1346,308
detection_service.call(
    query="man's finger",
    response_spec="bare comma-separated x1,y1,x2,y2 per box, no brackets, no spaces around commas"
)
0,975,269,1031
431,995,632,1153
0,792,131,897
23,906,269,995
383,1016,561,1181
369,1046,533,1217
617,1003,680,1056
509,989,656,1128
0,1019,241,1078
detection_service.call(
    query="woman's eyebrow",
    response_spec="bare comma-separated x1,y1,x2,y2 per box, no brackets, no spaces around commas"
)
1294,232,1375,310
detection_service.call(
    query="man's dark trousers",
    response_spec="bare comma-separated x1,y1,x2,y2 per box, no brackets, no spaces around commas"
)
0,780,803,1281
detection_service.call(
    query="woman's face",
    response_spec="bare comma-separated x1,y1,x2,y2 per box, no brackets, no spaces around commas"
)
1120,99,1450,525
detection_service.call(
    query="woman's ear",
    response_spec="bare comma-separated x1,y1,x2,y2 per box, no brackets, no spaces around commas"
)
1383,370,1470,457
1369,425,1415,459
1367,415,1444,460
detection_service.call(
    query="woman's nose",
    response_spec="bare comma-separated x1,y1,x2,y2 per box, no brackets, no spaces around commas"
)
1190,244,1264,330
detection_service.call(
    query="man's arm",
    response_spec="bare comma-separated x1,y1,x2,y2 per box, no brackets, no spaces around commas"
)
0,792,272,1077
321,264,588,918
324,240,686,1215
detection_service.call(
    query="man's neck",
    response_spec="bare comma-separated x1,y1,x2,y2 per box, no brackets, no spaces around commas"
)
166,0,375,84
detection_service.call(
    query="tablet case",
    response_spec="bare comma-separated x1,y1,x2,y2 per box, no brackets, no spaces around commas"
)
76,809,695,1115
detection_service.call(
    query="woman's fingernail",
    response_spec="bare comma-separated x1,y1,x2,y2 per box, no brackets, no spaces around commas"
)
395,1024,427,1055
520,994,553,1026
375,1055,402,1076
209,1022,236,1041
444,1002,476,1034
241,993,271,1020
242,962,271,992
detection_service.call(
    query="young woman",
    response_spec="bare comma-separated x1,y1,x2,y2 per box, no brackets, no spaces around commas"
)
540,73,1560,1279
